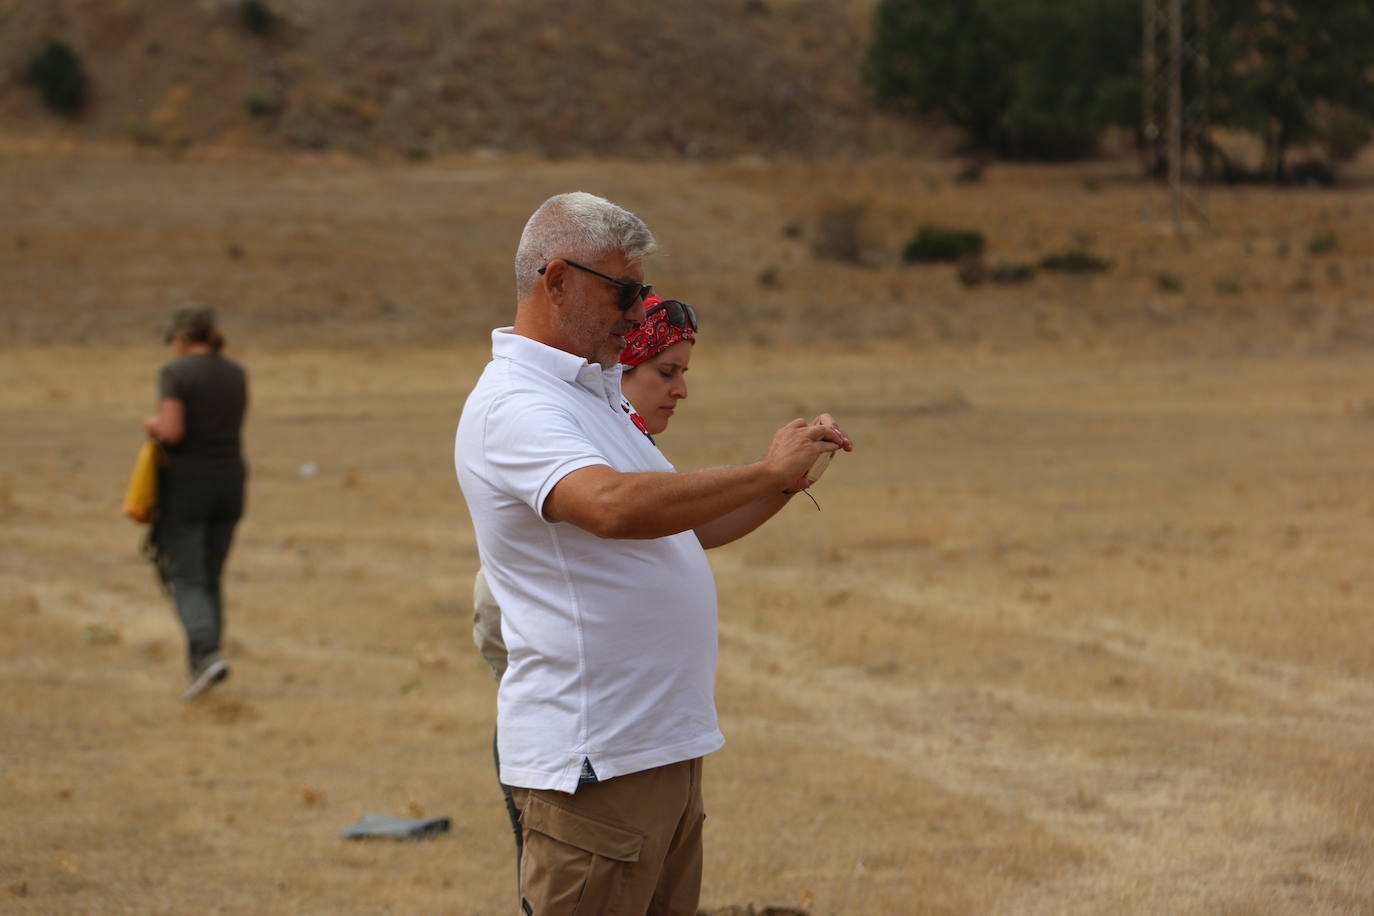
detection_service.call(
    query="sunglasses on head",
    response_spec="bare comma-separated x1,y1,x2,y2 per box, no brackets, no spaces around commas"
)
646,298,698,332
538,259,652,312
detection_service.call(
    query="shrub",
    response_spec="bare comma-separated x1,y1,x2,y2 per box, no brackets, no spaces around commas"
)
244,91,282,118
958,259,1039,287
1318,105,1372,165
1289,159,1336,187
239,0,275,35
1039,249,1111,273
757,267,781,289
956,258,986,287
25,41,89,115
1156,271,1183,293
954,159,985,184
902,224,985,263
988,262,1037,284
1308,231,1338,255
813,202,867,265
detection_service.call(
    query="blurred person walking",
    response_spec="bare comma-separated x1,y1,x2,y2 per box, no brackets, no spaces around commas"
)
454,192,851,915
472,293,700,875
143,306,248,701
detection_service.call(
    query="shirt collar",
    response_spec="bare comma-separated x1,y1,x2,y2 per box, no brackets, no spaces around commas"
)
491,327,625,408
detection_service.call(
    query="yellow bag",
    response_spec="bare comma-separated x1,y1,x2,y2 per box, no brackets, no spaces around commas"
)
122,439,164,523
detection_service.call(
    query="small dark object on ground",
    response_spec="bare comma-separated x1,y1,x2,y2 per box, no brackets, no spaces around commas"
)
341,813,451,840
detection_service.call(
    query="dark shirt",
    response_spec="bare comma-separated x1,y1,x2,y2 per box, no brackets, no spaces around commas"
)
158,353,247,471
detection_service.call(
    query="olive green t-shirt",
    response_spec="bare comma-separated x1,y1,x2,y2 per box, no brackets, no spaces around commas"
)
157,353,247,470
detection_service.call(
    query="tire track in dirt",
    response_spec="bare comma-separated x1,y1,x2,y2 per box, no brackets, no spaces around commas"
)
713,563,1374,913
0,572,438,674
863,570,1374,731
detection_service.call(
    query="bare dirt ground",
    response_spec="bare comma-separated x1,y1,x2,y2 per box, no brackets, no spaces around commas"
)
2,145,1374,915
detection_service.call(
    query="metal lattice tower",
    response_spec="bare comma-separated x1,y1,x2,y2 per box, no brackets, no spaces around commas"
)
1142,0,1209,230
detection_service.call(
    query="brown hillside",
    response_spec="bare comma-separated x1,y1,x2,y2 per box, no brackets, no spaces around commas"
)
0,0,931,158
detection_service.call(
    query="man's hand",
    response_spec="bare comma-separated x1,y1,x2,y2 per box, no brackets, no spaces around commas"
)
763,414,853,492
809,413,852,451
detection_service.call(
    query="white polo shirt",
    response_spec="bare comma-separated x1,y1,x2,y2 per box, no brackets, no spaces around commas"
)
455,328,722,793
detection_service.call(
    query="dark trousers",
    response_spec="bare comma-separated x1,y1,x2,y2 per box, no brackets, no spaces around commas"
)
155,465,244,672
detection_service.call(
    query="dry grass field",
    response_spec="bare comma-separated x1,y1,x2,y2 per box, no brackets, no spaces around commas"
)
2,143,1374,915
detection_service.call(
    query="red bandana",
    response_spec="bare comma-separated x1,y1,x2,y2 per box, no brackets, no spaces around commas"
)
619,295,695,368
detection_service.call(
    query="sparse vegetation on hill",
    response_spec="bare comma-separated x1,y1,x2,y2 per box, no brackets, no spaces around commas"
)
1,148,1369,356
0,0,930,159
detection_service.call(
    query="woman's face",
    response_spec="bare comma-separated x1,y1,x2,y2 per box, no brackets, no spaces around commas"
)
622,340,692,435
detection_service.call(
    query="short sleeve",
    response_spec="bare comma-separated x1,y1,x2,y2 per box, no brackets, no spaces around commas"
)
483,396,612,518
157,364,183,401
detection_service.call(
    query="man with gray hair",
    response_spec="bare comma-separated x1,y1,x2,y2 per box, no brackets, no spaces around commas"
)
454,191,851,915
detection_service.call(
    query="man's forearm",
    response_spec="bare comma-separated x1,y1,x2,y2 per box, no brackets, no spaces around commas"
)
545,462,787,540
544,415,849,541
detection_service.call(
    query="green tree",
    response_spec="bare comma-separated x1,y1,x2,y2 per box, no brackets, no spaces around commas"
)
865,0,1374,176
863,0,1139,160
1206,0,1374,180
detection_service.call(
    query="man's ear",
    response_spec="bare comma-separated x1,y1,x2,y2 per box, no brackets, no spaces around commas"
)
541,259,567,305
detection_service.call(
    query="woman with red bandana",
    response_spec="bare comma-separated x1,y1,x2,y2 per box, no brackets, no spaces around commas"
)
615,295,697,440
472,295,700,875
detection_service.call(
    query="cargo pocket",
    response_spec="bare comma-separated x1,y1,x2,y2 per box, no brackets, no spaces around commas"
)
520,793,644,916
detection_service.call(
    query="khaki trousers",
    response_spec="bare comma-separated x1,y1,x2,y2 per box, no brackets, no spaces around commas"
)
512,757,705,916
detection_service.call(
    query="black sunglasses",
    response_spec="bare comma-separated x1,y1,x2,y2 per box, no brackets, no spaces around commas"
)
538,259,652,312
646,298,698,332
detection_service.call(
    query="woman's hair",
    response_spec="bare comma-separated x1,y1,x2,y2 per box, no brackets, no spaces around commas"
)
182,326,226,352
514,192,657,299
165,306,224,351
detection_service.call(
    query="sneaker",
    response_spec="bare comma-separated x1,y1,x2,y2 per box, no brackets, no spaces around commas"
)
181,656,230,701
